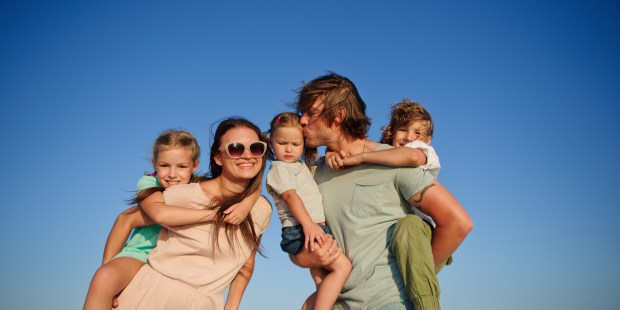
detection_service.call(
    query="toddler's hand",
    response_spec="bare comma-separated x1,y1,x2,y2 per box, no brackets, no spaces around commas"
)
304,223,327,251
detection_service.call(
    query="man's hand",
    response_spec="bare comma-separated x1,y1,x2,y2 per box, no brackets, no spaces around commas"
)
292,234,342,268
303,223,328,251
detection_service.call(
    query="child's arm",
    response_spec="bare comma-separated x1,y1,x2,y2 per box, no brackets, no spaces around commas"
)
280,189,327,251
223,189,260,225
329,147,427,170
325,149,345,170
140,191,217,226
101,206,152,264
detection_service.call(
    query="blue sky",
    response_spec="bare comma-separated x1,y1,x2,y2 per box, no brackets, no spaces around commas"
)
1,1,619,309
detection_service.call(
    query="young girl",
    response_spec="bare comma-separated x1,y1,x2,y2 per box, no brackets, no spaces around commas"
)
84,129,257,310
265,112,352,310
326,99,445,310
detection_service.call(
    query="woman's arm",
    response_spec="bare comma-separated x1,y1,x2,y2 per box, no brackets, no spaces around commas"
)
140,191,217,226
101,206,152,264
224,237,260,310
408,180,474,269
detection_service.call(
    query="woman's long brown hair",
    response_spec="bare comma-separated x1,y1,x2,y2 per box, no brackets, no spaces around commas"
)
205,117,267,255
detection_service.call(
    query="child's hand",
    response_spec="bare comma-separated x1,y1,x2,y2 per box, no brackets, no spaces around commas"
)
326,151,349,170
224,202,251,225
325,150,340,170
341,153,364,167
304,223,328,251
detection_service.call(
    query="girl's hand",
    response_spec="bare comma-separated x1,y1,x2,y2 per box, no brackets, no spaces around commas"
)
223,203,251,225
303,223,327,251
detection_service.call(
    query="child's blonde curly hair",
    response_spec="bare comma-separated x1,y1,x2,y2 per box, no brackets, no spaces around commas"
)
380,99,434,145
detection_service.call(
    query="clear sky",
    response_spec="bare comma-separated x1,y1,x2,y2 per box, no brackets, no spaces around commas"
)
1,1,619,309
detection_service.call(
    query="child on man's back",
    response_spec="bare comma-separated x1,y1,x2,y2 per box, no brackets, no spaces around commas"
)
326,99,446,310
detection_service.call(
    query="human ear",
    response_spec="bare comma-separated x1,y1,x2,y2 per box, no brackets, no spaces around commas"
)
214,153,223,166
334,107,346,125
192,160,200,173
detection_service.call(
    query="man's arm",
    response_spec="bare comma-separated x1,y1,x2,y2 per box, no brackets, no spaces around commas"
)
408,180,473,268
101,206,152,264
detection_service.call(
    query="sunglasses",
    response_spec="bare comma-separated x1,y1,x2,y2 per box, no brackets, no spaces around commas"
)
221,141,267,159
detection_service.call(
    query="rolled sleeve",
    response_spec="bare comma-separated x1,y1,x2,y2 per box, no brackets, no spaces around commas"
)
396,167,435,201
137,175,159,191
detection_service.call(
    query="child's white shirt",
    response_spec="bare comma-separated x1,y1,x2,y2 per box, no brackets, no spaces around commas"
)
405,141,441,226
404,141,441,178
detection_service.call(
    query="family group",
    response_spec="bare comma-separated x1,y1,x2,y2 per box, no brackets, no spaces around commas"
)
83,72,473,310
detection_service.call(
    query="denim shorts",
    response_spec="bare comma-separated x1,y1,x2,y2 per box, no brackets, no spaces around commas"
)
280,224,332,255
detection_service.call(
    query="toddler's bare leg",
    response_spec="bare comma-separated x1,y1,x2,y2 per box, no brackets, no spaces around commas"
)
313,254,352,310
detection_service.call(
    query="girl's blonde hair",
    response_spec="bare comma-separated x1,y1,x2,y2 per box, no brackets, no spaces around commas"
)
151,129,201,166
132,129,200,203
380,99,434,144
265,112,318,167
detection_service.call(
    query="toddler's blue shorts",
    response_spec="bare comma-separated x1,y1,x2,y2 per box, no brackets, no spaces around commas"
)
280,224,332,255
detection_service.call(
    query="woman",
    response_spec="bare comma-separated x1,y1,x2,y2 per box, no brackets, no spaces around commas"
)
116,117,272,309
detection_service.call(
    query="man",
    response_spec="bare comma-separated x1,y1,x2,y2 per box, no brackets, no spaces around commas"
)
292,72,473,309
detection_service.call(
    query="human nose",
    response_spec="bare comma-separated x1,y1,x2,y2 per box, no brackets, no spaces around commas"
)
168,167,177,177
299,113,309,126
241,146,253,159
406,130,417,142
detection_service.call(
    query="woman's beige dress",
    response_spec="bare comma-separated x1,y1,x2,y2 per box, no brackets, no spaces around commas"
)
116,183,272,309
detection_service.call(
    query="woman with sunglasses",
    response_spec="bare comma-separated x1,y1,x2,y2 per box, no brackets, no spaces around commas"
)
115,117,272,310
